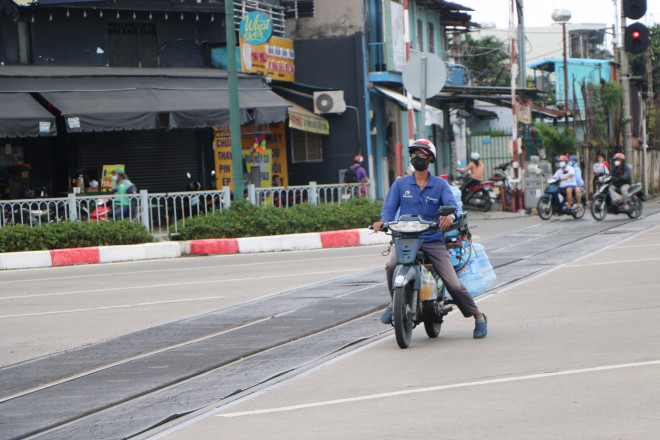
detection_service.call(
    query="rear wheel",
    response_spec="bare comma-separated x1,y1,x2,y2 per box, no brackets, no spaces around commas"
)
476,190,493,212
537,198,553,220
393,284,414,349
423,286,445,338
591,196,607,221
627,196,643,219
572,202,585,219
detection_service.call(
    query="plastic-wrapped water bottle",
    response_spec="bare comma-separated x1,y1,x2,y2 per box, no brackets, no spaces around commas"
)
455,257,487,297
450,185,463,214
473,243,497,289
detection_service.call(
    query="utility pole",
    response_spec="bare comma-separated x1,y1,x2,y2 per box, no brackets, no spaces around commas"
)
620,0,633,161
516,0,526,88
225,0,244,200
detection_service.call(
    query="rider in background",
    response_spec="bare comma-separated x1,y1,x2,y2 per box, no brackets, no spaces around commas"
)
611,152,632,210
592,152,609,195
552,155,577,207
456,152,484,199
372,139,487,339
568,155,584,208
111,168,137,219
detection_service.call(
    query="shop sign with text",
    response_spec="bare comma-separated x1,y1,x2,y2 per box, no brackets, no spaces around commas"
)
240,36,295,82
240,11,273,45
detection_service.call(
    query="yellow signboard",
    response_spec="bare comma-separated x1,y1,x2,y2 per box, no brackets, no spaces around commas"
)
240,36,295,82
101,164,124,191
213,123,288,192
287,103,329,135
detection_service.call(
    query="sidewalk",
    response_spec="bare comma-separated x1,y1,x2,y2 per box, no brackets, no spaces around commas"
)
0,209,531,271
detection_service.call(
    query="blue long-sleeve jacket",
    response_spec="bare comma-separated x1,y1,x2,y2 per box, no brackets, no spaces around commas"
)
380,174,458,242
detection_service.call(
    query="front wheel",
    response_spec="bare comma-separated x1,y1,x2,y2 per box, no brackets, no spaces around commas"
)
591,196,607,221
627,196,643,219
393,284,414,349
537,198,553,220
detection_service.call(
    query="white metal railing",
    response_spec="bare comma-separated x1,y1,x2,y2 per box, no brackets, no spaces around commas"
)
0,181,374,233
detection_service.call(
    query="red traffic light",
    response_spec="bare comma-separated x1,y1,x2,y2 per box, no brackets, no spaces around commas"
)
624,22,649,54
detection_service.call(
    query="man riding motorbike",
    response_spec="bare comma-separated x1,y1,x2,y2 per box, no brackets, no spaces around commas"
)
610,152,632,210
456,151,485,200
372,139,487,339
552,155,577,207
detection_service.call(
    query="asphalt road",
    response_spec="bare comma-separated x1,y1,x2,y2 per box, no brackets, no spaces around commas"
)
1,202,659,439
154,203,660,440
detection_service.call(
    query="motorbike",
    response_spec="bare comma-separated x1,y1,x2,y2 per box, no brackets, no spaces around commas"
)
90,197,114,221
374,206,468,348
536,179,586,220
591,175,643,221
454,171,494,212
490,161,514,210
1,200,68,226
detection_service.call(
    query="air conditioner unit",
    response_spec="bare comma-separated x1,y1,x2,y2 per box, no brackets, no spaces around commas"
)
313,90,346,114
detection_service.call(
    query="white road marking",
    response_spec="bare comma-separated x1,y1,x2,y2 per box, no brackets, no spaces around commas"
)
0,252,382,285
567,256,660,267
217,359,660,418
0,296,225,319
0,269,361,301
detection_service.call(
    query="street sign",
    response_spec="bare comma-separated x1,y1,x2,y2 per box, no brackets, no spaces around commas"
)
402,52,447,99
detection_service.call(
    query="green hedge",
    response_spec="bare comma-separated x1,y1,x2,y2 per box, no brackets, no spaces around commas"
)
0,221,153,253
173,198,383,240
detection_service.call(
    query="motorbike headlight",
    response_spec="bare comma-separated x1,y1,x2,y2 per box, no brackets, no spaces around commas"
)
389,220,430,233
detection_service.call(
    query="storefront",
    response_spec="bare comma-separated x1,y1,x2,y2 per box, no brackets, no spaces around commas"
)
0,66,290,196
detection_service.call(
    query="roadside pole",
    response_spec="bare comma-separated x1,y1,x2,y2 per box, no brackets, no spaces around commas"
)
225,1,244,200
620,0,633,162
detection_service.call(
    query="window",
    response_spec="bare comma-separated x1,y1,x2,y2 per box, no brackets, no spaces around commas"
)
283,0,315,19
291,130,323,163
416,19,423,51
428,22,435,54
107,22,158,68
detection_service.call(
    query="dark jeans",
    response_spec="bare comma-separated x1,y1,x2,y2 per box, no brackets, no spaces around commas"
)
385,240,479,318
112,205,130,219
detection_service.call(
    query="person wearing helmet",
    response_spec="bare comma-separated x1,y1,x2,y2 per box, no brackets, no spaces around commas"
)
372,139,487,339
611,152,632,210
456,151,485,201
111,169,137,219
552,155,577,207
568,155,584,208
345,154,369,195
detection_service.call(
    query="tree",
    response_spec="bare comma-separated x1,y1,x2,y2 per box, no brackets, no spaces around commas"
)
461,35,510,87
533,123,578,162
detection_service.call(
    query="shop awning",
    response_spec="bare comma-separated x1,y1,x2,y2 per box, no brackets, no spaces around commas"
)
374,86,444,127
0,93,57,138
0,66,290,133
286,100,329,135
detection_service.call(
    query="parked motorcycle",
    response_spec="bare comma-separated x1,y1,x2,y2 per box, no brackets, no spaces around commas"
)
90,198,113,221
373,206,465,348
454,172,494,212
536,179,586,220
591,175,643,221
490,161,514,210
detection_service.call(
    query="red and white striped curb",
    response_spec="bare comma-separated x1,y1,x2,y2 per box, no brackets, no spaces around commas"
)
0,229,390,270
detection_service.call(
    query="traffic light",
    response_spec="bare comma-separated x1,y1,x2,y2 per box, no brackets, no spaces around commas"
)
624,22,649,55
622,0,647,20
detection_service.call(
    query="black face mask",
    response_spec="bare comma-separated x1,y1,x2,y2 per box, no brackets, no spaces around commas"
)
411,157,429,171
